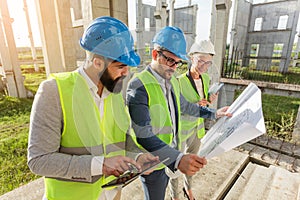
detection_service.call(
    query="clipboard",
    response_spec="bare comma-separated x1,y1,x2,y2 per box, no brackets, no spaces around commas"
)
101,157,170,188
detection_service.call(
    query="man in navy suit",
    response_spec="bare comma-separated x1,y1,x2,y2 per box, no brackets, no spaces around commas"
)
126,26,231,200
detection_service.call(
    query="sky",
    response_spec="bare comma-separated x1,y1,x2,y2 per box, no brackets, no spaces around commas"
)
6,0,41,47
5,0,300,47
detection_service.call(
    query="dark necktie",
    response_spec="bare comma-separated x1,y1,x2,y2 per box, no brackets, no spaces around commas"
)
165,80,177,148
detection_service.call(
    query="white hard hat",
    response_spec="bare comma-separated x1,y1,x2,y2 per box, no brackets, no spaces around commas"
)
188,40,215,56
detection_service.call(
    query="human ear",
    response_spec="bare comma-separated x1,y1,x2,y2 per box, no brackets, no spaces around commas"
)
93,57,105,72
152,49,158,60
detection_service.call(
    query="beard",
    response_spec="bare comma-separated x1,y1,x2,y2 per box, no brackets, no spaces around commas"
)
100,68,126,93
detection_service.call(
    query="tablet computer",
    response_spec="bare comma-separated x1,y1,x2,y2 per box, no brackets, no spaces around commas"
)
101,157,170,188
208,82,224,95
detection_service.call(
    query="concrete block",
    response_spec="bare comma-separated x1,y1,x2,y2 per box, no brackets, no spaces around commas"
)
0,178,44,200
294,145,300,157
254,134,269,146
225,163,300,200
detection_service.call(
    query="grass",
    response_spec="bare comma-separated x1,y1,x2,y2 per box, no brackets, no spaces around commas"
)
234,91,300,141
222,62,300,85
241,69,300,85
0,64,45,195
0,96,39,196
23,72,46,94
262,94,300,141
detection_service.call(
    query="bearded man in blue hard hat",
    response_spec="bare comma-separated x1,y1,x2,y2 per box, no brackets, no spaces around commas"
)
126,26,232,200
27,16,158,200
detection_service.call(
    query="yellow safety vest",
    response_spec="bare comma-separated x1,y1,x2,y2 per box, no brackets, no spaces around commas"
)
178,73,209,140
45,71,129,200
130,70,182,170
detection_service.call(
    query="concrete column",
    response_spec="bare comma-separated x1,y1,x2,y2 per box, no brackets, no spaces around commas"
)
54,0,77,72
169,0,175,26
154,0,168,31
35,0,63,76
23,0,39,72
209,0,232,108
281,9,299,73
0,18,18,97
35,0,77,76
0,0,26,98
136,0,145,66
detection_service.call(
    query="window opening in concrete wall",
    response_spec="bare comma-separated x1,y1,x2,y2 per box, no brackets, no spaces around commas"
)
271,59,280,71
254,17,263,31
278,15,288,30
70,0,82,20
273,43,284,57
249,58,257,69
144,18,150,31
250,44,260,57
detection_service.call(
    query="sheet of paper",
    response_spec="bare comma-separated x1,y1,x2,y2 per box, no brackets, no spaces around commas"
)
198,82,266,159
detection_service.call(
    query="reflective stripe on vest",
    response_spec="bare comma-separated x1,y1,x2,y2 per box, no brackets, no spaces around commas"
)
131,70,182,170
178,73,209,140
45,72,129,200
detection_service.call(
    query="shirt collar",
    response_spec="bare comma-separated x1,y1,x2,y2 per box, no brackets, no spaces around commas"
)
148,66,167,86
78,67,110,98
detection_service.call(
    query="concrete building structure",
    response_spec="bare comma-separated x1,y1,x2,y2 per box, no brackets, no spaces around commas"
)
229,0,300,73
0,0,27,98
135,1,197,66
34,0,129,76
208,0,232,110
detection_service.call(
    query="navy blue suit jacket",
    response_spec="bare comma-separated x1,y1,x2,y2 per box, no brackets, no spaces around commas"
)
126,67,216,171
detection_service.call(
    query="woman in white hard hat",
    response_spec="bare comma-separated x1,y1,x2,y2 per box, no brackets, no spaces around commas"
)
170,40,218,200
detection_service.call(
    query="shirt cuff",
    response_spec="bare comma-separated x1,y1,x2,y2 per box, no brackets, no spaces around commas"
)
91,156,104,176
174,152,184,169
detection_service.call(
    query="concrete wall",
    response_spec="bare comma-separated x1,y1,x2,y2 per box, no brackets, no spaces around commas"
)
135,3,198,66
241,0,300,72
228,0,251,62
35,0,129,75
173,5,198,49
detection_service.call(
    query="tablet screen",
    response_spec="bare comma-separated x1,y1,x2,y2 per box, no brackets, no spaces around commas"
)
101,157,170,188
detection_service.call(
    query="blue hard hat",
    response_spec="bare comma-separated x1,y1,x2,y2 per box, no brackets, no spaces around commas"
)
79,16,140,67
152,26,188,60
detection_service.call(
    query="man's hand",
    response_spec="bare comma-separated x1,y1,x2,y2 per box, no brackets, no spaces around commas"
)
136,153,159,175
177,154,207,176
102,155,141,177
209,93,218,103
198,99,210,106
216,106,232,118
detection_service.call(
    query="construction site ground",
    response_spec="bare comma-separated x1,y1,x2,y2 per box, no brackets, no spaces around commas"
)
1,135,300,200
